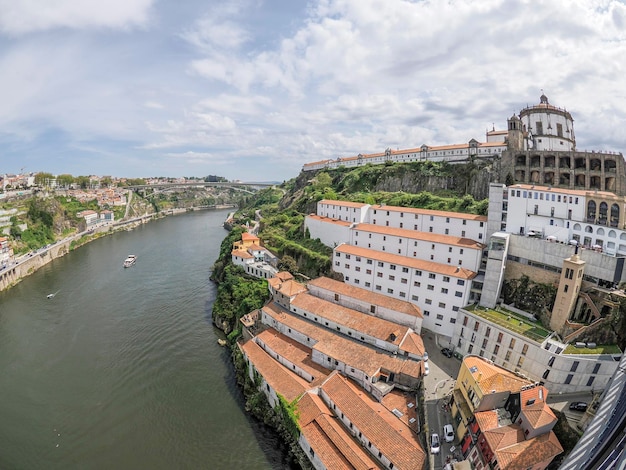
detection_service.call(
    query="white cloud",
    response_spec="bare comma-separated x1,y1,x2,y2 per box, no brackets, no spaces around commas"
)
0,0,155,35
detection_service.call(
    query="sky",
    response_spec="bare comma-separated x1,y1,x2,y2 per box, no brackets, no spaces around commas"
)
1,0,626,182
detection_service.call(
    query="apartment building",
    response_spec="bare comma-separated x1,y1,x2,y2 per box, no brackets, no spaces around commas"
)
332,244,476,337
451,305,619,394
451,356,563,470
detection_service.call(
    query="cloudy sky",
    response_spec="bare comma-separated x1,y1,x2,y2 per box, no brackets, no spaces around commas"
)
1,0,625,182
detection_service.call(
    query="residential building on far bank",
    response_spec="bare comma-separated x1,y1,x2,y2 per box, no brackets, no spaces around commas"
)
451,356,563,470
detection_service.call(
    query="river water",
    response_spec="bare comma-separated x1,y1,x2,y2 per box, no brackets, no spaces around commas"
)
0,210,291,470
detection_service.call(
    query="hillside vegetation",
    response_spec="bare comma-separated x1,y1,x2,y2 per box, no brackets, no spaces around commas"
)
212,161,489,338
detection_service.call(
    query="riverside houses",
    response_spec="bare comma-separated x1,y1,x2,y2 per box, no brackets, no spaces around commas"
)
238,273,428,469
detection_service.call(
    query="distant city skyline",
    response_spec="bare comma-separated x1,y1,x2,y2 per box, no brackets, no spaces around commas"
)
1,0,626,182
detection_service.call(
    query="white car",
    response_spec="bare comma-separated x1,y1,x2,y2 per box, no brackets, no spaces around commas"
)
423,351,429,361
443,424,454,443
423,361,430,376
430,433,441,454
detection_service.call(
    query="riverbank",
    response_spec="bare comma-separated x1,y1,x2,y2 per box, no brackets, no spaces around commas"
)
0,204,236,293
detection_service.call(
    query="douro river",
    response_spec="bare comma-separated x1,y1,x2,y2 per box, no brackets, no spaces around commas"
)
0,210,293,470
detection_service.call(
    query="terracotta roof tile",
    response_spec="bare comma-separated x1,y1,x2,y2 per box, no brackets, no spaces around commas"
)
262,302,422,379
495,431,563,469
398,332,425,356
242,232,260,241
291,293,409,346
307,277,423,319
319,199,370,209
275,271,294,281
240,339,308,402
474,410,500,431
320,373,426,469
255,329,329,383
306,214,353,227
231,249,254,259
335,244,477,280
277,279,308,297
463,356,533,394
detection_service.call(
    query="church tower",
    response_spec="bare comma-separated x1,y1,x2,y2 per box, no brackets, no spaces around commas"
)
507,114,524,151
550,247,585,333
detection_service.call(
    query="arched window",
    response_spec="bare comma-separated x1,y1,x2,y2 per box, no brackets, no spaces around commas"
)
585,226,594,233
599,202,608,223
587,200,596,221
611,204,620,227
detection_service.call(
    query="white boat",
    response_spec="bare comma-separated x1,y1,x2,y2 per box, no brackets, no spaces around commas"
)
123,255,137,268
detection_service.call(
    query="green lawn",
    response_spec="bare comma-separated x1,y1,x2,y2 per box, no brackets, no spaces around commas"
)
563,344,622,355
465,304,551,342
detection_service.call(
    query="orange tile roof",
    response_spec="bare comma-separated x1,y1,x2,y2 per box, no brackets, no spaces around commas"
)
307,277,423,318
232,249,254,259
520,387,557,429
247,243,265,251
262,302,422,379
335,244,477,280
307,214,353,227
484,424,526,453
255,329,329,383
320,372,426,470
370,205,487,221
268,277,282,290
276,279,308,297
275,271,294,281
240,339,308,402
495,431,563,469
354,223,485,249
380,390,419,430
297,392,380,470
463,356,532,394
291,293,408,346
242,232,260,241
474,410,500,431
319,199,370,209
398,332,425,357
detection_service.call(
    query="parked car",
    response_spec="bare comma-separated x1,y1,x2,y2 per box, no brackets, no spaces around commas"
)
423,351,429,361
443,424,454,443
441,347,453,358
430,433,441,454
569,402,588,411
423,361,430,376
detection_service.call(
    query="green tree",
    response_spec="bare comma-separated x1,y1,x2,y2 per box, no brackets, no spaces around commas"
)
57,174,75,188
34,172,54,188
277,255,298,275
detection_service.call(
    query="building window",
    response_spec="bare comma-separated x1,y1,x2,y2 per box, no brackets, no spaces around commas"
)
390,264,396,270
425,299,432,305
439,302,446,308
415,270,422,276
388,275,395,281
497,332,503,343
387,288,393,294
521,344,528,355
482,339,488,349
571,361,579,372
441,288,448,294
505,351,511,361
509,338,516,349
485,327,490,338
455,291,463,297
443,276,450,282
457,279,465,286
427,284,434,290
436,314,444,320
593,363,601,374
587,376,595,387
494,345,500,354
565,374,573,385
542,369,550,379
517,357,524,367
414,281,421,287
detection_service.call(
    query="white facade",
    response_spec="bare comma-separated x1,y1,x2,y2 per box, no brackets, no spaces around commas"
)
333,244,475,338
316,200,370,223
451,307,619,393
304,215,351,248
303,141,507,172
351,224,484,270
519,95,575,152
366,205,487,242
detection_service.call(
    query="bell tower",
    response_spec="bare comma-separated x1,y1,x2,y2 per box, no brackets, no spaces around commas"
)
550,247,585,334
507,114,524,151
